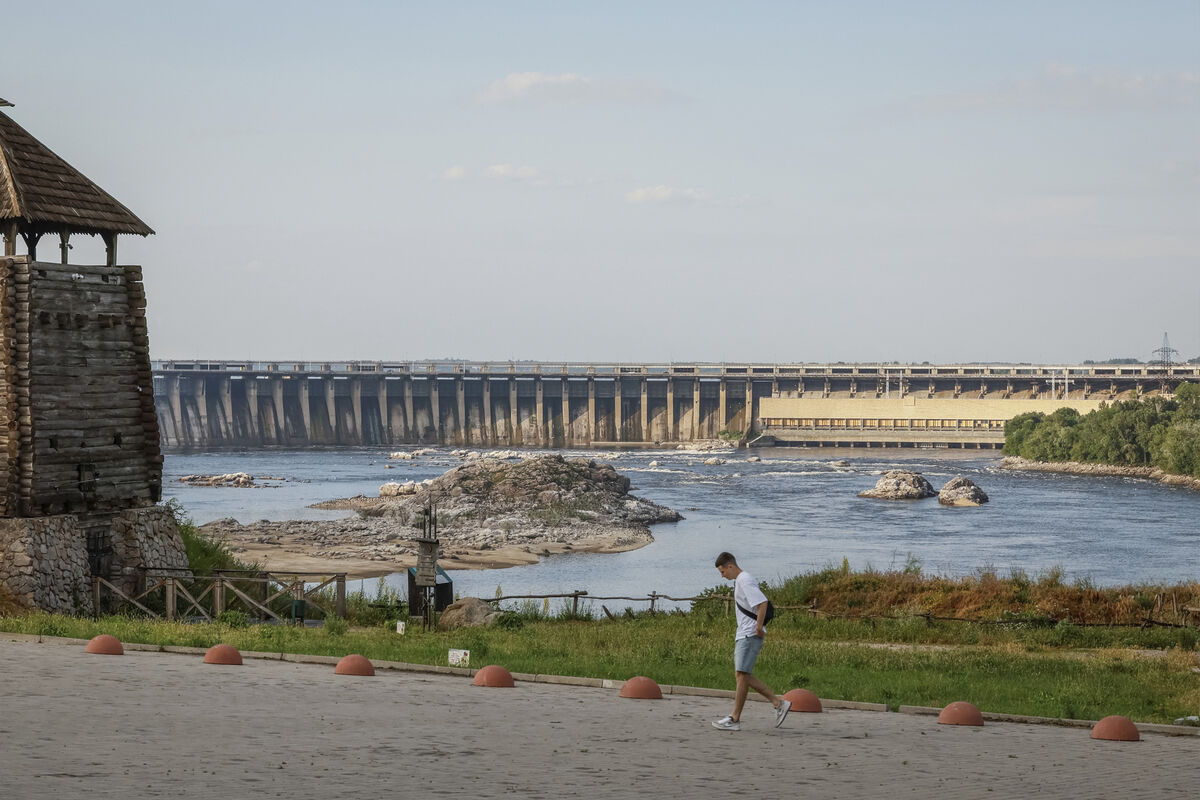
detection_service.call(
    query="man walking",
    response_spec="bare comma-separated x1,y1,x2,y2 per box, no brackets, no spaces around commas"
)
711,551,790,731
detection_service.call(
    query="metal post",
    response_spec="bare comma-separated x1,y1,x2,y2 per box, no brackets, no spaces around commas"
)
336,575,347,619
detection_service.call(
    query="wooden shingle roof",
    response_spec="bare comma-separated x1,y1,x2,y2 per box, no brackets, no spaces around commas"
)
0,109,153,237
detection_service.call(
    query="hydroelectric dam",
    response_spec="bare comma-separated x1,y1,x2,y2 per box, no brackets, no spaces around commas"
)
152,360,1200,452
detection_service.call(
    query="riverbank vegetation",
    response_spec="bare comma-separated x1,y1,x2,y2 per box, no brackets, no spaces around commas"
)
1003,383,1200,476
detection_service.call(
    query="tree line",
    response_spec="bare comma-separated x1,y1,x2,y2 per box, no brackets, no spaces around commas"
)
1003,383,1200,477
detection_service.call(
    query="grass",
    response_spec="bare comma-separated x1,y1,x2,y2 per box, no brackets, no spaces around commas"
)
1,607,1196,724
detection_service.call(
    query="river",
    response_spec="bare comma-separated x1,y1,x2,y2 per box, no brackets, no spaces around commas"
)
162,447,1200,606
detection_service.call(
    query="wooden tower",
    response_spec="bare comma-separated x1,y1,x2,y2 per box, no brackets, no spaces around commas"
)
0,99,185,613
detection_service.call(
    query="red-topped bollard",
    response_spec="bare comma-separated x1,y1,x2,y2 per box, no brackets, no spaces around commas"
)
203,644,243,665
472,665,515,687
619,676,663,700
334,654,375,676
938,701,984,726
782,688,822,713
1091,715,1140,742
85,634,124,655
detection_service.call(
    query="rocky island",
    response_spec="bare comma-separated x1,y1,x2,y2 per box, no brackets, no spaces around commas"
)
198,455,682,575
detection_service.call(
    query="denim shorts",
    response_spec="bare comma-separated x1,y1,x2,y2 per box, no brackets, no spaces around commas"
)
734,635,764,673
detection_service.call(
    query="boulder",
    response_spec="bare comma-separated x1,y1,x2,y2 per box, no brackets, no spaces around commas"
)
703,457,726,466
380,481,419,497
938,477,989,506
858,471,936,500
437,597,502,630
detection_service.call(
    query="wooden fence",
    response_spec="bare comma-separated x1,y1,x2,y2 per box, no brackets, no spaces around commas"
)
489,590,1199,628
92,568,347,622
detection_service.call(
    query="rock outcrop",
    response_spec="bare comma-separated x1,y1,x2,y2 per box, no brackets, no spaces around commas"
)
938,477,989,506
858,471,936,500
438,597,502,630
200,455,682,570
179,473,257,487
1000,456,1200,491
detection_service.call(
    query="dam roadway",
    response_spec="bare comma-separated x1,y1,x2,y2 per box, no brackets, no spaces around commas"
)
151,360,1200,451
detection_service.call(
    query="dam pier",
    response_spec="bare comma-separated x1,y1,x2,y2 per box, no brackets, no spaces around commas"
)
152,361,1200,451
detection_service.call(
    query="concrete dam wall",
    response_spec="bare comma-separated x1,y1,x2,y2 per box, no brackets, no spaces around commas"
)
152,361,1200,451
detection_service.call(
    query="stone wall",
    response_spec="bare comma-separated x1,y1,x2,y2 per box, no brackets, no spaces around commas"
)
110,506,190,597
0,506,188,615
0,516,93,615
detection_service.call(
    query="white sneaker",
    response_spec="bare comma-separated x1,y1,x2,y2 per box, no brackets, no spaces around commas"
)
774,699,791,728
712,715,741,731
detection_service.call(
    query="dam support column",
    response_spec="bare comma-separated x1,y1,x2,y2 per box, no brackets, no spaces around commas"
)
377,378,390,443
692,380,701,440
509,379,519,446
561,379,571,447
218,377,233,441
246,378,260,440
718,380,727,433
745,381,753,434
430,377,441,444
641,379,650,442
482,378,493,446
193,378,208,445
535,378,545,447
403,377,414,441
325,378,337,441
298,378,311,442
587,378,596,445
167,375,184,445
272,377,286,443
351,378,364,442
456,377,466,446
613,378,623,442
666,379,675,440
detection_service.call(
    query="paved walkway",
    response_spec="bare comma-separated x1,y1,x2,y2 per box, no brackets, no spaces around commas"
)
0,638,1195,799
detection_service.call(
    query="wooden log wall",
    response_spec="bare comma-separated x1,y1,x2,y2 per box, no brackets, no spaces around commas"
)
0,257,162,516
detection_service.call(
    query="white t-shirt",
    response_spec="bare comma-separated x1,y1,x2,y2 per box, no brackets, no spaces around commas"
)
733,571,769,640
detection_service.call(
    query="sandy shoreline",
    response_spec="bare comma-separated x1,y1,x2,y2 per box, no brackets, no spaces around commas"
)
216,524,652,577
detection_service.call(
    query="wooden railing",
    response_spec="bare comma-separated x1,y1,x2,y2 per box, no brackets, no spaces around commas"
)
92,569,347,621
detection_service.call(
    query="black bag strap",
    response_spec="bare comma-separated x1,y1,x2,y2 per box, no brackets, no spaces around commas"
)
736,601,762,620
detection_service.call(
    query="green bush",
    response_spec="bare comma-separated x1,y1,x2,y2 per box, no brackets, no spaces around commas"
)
215,610,250,628
1004,386,1200,477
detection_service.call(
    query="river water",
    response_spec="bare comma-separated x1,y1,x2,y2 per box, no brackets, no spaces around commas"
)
162,447,1200,606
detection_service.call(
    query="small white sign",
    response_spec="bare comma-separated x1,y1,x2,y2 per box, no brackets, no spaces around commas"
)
395,621,406,635
448,648,470,667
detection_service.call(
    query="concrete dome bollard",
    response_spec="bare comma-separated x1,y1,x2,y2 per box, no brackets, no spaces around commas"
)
1091,715,1140,742
937,701,984,726
782,688,822,713
85,634,124,655
618,676,663,700
203,644,243,665
472,665,515,687
334,654,375,676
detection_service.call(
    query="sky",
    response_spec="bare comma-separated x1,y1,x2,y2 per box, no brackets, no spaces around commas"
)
4,1,1198,364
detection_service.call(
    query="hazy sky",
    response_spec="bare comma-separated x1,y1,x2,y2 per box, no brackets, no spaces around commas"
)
5,2,1198,364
